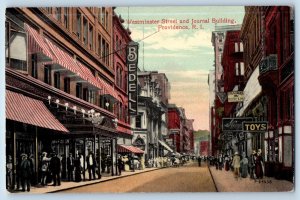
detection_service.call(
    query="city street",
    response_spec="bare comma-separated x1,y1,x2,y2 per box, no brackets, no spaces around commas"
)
62,163,216,193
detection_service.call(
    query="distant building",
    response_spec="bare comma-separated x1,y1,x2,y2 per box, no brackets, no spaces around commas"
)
211,25,241,156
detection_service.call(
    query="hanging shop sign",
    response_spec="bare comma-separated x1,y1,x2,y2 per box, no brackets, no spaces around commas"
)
242,121,268,132
127,41,139,116
222,117,252,132
228,91,244,102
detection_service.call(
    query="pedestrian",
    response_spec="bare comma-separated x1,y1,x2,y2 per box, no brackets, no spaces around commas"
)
232,152,241,179
6,155,13,191
218,154,223,170
249,150,257,179
79,154,84,179
106,155,112,174
20,154,32,192
86,152,96,180
240,152,249,178
40,152,51,186
49,152,61,186
28,154,36,185
117,155,124,175
61,154,67,180
255,149,264,179
67,153,74,181
101,157,106,173
197,156,201,167
74,155,82,182
224,155,230,171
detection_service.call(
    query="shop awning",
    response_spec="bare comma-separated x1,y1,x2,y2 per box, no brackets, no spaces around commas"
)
6,90,69,133
117,144,144,154
25,24,102,91
97,77,121,102
25,24,53,62
158,140,174,153
117,126,132,135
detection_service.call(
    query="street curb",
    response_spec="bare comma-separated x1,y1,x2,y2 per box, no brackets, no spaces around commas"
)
208,166,219,192
47,168,162,193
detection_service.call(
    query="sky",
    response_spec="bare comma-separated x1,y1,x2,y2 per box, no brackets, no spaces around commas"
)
116,6,245,131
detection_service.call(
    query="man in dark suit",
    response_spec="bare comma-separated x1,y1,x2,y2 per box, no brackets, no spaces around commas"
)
49,152,61,186
86,152,96,180
117,156,124,176
67,153,74,181
20,154,32,192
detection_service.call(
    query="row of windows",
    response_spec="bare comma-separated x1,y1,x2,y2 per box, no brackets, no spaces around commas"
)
44,7,111,68
116,66,127,91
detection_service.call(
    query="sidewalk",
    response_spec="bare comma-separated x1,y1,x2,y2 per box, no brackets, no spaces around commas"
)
208,165,294,192
17,167,160,194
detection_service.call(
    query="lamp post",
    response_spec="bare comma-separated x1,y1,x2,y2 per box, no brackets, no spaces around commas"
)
105,102,110,110
48,96,51,104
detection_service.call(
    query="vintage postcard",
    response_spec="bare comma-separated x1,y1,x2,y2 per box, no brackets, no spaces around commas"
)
5,6,294,193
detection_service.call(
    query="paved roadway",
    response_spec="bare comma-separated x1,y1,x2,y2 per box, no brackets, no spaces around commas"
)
63,162,216,193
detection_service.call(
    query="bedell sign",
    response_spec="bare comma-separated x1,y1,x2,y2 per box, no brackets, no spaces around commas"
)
127,41,139,115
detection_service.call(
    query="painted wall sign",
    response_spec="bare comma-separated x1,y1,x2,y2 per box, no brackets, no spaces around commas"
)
222,117,252,132
242,121,268,132
127,41,139,115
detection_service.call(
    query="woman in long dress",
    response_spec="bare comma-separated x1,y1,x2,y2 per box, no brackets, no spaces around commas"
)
255,152,264,179
240,152,248,178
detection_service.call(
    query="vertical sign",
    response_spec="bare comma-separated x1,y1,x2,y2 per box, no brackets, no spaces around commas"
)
127,41,139,115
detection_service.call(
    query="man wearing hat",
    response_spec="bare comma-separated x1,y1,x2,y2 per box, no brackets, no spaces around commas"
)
232,152,241,179
49,152,61,186
20,153,32,192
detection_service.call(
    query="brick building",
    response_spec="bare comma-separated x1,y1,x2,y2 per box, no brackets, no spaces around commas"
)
5,7,133,190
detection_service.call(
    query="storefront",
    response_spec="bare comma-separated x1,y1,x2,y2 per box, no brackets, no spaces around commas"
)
5,90,69,190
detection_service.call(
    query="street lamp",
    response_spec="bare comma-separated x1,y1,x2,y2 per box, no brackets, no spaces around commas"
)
73,106,77,114
81,109,86,118
65,103,69,111
105,102,110,109
55,99,60,108
48,96,52,104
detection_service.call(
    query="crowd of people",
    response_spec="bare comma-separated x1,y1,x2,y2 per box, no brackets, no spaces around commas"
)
208,149,264,180
6,151,195,192
6,151,117,192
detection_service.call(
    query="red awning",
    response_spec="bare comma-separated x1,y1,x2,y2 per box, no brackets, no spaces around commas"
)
25,24,102,91
96,77,121,102
117,126,132,135
25,24,53,61
6,90,69,133
117,144,144,154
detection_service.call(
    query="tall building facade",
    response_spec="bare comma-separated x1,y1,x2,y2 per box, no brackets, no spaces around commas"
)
221,30,244,156
239,6,294,180
112,11,132,145
211,25,241,156
5,7,133,188
131,70,172,162
208,69,215,156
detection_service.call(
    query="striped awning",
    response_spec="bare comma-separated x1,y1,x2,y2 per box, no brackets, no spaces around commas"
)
97,77,121,102
117,144,144,154
6,90,69,133
117,126,132,135
25,24,102,91
25,24,53,61
158,140,174,153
